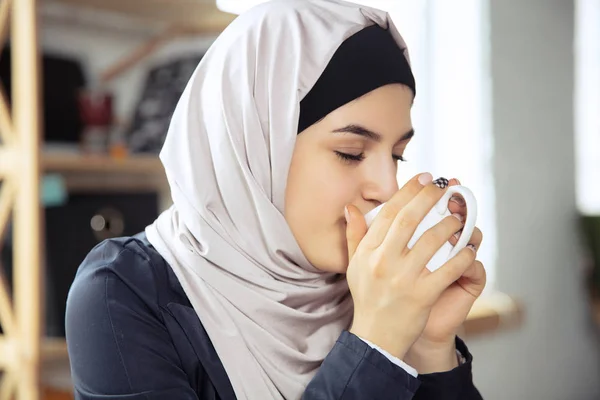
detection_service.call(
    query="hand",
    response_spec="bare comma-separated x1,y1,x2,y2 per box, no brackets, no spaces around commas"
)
404,178,486,373
345,173,477,360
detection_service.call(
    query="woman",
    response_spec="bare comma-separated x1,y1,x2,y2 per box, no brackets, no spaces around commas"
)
66,0,486,399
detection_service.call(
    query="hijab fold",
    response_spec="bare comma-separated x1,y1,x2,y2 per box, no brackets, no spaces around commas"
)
146,1,412,398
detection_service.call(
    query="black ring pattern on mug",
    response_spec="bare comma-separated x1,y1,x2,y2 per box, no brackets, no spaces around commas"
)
433,177,449,189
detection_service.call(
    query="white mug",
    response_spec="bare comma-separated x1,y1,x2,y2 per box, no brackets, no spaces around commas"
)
363,185,478,272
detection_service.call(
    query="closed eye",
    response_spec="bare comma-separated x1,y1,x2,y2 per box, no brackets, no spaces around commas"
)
335,151,407,164
335,151,365,163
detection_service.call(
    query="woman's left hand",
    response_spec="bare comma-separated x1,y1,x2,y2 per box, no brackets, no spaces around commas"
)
403,178,487,373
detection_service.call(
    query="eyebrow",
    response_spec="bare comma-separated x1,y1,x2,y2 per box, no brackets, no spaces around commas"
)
332,124,415,143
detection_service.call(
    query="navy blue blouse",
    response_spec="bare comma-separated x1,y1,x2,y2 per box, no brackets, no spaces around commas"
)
65,234,483,399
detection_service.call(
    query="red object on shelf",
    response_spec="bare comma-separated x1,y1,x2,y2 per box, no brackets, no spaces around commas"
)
78,89,114,155
78,89,113,127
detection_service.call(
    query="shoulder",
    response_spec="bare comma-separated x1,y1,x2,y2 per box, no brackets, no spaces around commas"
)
68,233,190,313
65,235,210,397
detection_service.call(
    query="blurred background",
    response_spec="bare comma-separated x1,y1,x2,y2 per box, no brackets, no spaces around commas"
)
0,0,599,399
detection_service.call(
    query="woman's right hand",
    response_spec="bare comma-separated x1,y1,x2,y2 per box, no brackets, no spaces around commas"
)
345,173,476,360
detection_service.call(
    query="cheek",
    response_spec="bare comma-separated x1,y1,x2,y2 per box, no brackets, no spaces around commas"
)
288,162,353,224
284,150,361,271
286,167,356,271
285,155,357,237
309,162,357,217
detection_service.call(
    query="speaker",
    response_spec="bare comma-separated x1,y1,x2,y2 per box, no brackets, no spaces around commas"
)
44,192,159,337
0,46,87,143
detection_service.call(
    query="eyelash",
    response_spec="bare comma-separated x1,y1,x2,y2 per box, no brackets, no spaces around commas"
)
334,151,406,164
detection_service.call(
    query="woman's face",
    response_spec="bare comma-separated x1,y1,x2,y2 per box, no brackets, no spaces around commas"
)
285,83,414,273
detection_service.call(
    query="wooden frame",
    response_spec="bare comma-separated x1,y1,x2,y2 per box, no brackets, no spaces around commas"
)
0,0,44,399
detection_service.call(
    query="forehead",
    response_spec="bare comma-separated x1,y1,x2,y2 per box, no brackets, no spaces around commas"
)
325,84,413,133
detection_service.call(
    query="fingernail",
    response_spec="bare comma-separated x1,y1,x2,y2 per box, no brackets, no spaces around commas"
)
344,206,351,223
449,195,466,207
455,178,462,185
452,213,463,223
433,177,449,189
467,244,477,253
418,172,433,186
454,229,463,239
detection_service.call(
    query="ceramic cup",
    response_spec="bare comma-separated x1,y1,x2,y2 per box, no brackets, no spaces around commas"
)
363,185,478,272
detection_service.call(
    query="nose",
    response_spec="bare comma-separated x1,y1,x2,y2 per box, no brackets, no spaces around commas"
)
361,161,399,206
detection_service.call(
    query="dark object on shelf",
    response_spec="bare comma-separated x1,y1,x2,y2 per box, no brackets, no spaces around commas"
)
0,192,159,336
44,192,159,336
0,46,87,143
127,55,203,153
580,215,600,292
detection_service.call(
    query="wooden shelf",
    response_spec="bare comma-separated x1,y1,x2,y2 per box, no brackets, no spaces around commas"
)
45,0,237,32
5,151,159,177
42,152,170,204
41,337,69,362
592,295,600,328
463,292,523,337
43,152,163,174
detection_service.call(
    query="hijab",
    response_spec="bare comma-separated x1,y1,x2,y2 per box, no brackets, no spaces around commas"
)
146,1,414,398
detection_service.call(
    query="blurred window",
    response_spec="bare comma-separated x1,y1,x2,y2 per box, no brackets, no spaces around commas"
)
575,0,600,215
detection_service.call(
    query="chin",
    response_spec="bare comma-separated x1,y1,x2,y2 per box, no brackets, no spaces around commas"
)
309,242,349,274
298,224,350,274
312,260,348,274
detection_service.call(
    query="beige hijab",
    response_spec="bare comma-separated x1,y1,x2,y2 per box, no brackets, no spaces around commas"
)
145,1,412,398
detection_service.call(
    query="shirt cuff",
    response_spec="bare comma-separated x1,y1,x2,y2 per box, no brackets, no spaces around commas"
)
358,337,418,377
456,348,467,365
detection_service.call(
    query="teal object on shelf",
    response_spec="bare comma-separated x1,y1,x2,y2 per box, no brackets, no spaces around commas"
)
41,174,68,207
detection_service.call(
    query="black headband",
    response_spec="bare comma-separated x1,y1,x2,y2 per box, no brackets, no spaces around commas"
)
298,24,416,133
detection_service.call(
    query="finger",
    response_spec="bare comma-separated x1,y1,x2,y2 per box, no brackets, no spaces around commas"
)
345,204,368,259
406,213,464,267
448,178,461,187
427,247,478,295
456,260,487,297
448,194,466,216
361,172,433,249
449,227,482,248
468,227,483,249
380,176,451,253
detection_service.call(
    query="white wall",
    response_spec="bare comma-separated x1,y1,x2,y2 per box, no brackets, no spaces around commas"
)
468,1,600,399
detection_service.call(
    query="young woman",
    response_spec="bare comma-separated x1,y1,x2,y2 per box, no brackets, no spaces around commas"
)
66,1,486,399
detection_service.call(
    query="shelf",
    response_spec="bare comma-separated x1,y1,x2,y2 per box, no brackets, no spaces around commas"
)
42,152,170,198
592,295,600,328
45,0,237,32
43,152,163,174
42,337,69,362
4,150,160,178
39,338,72,395
463,291,523,337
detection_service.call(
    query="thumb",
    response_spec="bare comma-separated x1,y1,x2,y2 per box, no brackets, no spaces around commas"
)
457,260,487,298
345,204,368,260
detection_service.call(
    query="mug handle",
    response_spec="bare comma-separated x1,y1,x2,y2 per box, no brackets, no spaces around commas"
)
436,186,478,259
